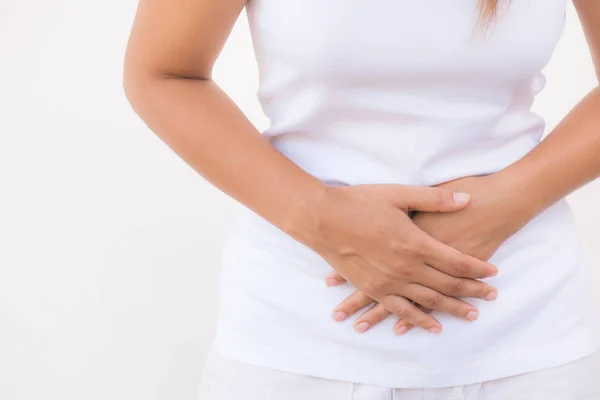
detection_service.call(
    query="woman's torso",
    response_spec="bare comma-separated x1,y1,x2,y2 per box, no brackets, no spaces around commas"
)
212,0,600,388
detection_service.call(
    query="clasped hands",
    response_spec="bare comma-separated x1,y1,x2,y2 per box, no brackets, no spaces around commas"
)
306,173,525,335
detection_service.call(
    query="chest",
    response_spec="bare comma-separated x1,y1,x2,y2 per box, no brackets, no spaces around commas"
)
247,0,567,87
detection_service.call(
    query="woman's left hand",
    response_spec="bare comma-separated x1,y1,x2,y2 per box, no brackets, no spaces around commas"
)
327,174,526,335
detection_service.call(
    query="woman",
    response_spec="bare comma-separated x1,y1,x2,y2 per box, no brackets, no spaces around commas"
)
123,0,600,398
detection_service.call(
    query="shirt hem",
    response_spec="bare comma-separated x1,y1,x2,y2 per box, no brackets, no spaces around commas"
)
211,332,600,389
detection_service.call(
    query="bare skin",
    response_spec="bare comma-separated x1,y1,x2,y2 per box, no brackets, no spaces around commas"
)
123,0,600,335
123,0,501,334
329,0,600,334
327,174,522,333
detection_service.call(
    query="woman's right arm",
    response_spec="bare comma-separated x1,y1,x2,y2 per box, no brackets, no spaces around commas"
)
123,0,498,333
123,0,326,238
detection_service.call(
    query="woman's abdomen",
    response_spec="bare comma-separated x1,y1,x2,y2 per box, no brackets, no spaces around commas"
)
211,199,600,387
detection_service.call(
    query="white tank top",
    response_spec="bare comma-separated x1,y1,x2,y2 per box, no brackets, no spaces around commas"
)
213,0,600,387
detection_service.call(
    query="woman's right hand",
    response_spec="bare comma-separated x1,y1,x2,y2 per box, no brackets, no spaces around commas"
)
301,184,499,334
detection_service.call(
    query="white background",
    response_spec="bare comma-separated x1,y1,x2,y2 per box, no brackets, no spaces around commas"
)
1,1,599,399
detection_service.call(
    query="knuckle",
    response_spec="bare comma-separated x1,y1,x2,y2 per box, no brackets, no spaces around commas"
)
430,188,449,208
444,279,464,296
407,240,430,261
394,265,415,280
391,237,418,256
451,260,469,276
393,306,410,317
371,308,388,322
363,278,389,297
403,237,422,254
407,240,426,258
407,311,427,326
415,315,431,327
386,300,412,318
470,282,488,297
425,294,444,309
362,283,379,297
340,300,359,312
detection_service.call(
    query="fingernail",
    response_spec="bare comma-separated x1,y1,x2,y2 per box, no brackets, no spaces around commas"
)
453,192,470,203
356,321,370,332
429,327,442,334
333,311,347,322
486,291,498,301
395,325,409,335
325,271,337,279
326,279,340,287
490,268,499,277
466,310,479,321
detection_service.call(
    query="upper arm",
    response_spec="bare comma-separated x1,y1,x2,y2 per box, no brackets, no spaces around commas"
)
123,0,246,84
574,0,600,80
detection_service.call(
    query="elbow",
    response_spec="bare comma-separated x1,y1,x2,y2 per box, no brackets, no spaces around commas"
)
122,60,152,110
122,65,135,104
121,50,164,109
122,62,210,109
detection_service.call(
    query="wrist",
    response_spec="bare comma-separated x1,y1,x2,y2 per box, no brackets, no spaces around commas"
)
485,170,540,231
273,180,330,248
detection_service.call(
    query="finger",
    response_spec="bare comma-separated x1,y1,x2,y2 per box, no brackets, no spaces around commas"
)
403,284,480,322
381,295,442,334
394,319,416,335
414,265,498,301
421,235,499,279
353,303,393,333
325,270,348,287
332,290,373,322
394,305,430,335
388,185,471,213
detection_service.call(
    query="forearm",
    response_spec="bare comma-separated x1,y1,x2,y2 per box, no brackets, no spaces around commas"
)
123,75,326,240
496,87,600,221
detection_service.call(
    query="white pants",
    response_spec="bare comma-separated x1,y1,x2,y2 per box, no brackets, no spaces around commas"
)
198,347,600,400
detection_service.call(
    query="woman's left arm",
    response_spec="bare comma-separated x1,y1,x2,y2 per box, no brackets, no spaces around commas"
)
327,2,600,334
495,0,600,223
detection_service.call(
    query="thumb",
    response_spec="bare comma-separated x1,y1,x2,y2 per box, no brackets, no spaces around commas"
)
390,185,471,213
